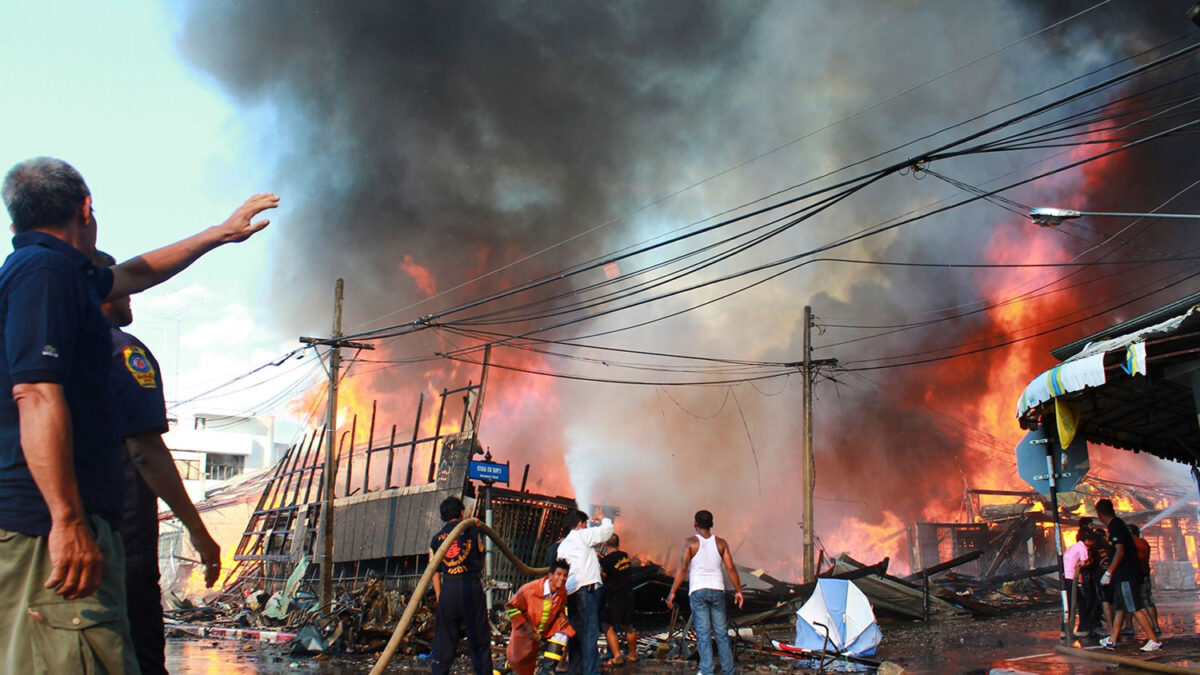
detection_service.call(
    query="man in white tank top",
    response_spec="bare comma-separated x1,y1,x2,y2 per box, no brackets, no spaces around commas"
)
666,510,743,675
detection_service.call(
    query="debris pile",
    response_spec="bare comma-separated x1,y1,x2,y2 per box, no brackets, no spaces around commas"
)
164,570,438,657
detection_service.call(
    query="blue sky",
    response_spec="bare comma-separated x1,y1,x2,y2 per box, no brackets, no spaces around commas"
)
1,1,308,433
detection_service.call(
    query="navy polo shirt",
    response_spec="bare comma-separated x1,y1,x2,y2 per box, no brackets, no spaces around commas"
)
0,231,121,536
110,327,169,560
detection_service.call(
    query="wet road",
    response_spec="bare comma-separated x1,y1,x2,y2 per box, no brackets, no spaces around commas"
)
165,591,1200,673
882,590,1200,674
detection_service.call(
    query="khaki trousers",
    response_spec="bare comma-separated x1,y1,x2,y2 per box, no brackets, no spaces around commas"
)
0,516,139,674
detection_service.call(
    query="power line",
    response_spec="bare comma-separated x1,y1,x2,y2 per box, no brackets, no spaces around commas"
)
839,268,1200,371
438,351,799,387
169,346,311,406
345,0,1117,336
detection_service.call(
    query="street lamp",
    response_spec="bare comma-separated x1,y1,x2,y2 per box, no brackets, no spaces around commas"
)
1029,206,1200,227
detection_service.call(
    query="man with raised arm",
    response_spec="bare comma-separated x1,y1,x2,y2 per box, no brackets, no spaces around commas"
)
666,509,744,675
556,509,613,675
0,156,276,673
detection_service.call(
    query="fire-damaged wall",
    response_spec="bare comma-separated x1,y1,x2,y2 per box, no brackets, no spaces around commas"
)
224,427,578,595
326,435,577,588
330,487,458,564
328,433,474,563
908,480,1200,588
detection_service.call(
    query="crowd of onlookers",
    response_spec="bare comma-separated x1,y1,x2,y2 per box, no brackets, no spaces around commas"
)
1063,498,1161,652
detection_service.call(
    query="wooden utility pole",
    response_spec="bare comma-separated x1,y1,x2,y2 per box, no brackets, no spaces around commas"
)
300,279,374,609
792,306,838,584
802,305,815,584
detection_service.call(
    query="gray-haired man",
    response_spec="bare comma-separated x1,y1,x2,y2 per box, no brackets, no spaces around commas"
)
0,156,276,672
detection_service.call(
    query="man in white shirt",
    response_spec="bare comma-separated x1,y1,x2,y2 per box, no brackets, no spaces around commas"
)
556,510,613,675
667,510,743,675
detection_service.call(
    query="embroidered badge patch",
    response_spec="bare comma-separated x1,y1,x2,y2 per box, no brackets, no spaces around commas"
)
122,345,157,389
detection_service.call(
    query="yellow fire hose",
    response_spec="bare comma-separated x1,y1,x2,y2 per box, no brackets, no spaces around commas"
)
370,517,549,675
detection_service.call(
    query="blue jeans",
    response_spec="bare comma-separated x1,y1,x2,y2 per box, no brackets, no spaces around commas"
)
690,589,733,675
567,585,602,675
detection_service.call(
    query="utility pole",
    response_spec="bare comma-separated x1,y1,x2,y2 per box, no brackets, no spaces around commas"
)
792,306,837,584
475,346,495,613
300,279,374,609
802,305,815,584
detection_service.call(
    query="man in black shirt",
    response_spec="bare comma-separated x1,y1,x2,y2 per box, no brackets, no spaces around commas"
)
429,496,492,675
1096,499,1160,652
1091,520,1116,636
97,250,221,675
600,534,637,666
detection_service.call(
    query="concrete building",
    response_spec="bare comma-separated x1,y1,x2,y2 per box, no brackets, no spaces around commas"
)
164,409,289,502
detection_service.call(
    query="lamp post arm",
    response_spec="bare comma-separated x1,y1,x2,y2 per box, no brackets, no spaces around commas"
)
1076,211,1200,220
1030,207,1200,227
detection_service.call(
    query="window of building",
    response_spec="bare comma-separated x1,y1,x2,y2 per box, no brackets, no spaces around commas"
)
174,458,202,481
206,453,246,482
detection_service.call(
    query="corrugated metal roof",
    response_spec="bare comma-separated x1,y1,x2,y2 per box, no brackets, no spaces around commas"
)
1050,288,1200,360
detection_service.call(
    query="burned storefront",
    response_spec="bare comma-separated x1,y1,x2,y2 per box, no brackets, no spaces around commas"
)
907,479,1200,595
199,380,577,611
890,292,1200,606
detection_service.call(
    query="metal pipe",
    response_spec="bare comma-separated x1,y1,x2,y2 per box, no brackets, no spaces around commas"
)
344,415,357,496
337,428,352,495
362,401,377,495
407,393,424,487
1043,431,1070,643
301,425,327,506
428,388,447,483
384,424,397,490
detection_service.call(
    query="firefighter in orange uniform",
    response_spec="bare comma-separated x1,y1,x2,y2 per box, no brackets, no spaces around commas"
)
503,560,575,675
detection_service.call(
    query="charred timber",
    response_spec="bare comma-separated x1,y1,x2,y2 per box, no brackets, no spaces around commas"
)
904,550,983,581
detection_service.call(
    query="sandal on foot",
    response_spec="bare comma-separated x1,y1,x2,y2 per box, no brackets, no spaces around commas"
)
603,657,626,668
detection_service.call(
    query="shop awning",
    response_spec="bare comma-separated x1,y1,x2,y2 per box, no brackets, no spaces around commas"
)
1015,292,1200,466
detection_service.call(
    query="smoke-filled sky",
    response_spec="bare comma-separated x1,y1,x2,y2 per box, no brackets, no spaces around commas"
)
6,1,1200,575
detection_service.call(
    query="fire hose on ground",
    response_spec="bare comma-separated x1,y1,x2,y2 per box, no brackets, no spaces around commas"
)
370,517,549,675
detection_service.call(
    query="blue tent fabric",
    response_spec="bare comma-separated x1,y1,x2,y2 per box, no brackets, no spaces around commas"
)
793,578,881,657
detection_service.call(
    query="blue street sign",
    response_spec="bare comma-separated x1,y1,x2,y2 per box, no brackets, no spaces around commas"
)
1015,427,1089,494
469,460,509,484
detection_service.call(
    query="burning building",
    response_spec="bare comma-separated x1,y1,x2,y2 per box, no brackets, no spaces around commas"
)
173,374,577,604
165,2,1200,583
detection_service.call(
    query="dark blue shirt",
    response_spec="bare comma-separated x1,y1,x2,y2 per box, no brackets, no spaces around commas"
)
0,231,119,536
111,328,169,560
430,520,485,578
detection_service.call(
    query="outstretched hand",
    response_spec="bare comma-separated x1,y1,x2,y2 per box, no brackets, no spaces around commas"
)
215,193,279,244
